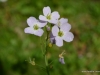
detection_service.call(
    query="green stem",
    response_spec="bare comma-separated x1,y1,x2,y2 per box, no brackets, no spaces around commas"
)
44,27,50,75
45,54,50,75
40,37,44,55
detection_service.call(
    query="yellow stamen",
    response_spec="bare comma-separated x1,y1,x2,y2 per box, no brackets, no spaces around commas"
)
58,31,64,37
33,24,39,30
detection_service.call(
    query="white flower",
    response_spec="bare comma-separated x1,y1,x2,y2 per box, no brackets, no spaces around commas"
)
24,17,47,37
52,25,74,47
39,6,60,24
55,18,68,27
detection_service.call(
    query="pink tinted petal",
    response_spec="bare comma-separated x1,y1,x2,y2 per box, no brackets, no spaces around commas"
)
60,18,68,25
34,29,44,37
51,11,60,20
52,26,59,36
63,32,74,42
60,23,71,32
24,27,34,34
39,15,48,21
43,6,51,16
27,17,37,27
55,37,63,47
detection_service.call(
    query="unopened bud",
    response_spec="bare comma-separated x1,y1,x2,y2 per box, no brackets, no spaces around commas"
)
29,58,35,65
49,43,53,47
50,32,55,44
59,58,65,64
46,26,50,31
59,50,66,64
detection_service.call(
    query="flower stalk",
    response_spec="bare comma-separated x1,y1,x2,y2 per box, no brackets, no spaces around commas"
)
45,54,50,75
44,26,50,75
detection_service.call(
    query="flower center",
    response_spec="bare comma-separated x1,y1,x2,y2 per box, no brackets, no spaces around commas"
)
33,24,39,30
46,14,51,20
58,31,64,37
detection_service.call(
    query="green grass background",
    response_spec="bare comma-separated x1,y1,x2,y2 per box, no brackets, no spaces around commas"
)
0,0,100,75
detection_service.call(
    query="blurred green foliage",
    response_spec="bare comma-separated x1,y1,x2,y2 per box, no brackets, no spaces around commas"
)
0,0,100,75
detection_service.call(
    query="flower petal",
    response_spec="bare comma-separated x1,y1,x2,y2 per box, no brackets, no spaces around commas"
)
52,26,59,36
24,27,34,34
51,11,60,20
49,19,58,24
60,23,71,32
38,21,47,27
39,15,48,21
27,17,37,27
34,29,44,37
63,32,74,42
43,6,51,16
55,37,63,47
60,18,68,25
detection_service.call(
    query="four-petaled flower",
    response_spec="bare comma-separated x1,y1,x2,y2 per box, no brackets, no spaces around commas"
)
24,17,47,37
52,25,74,47
39,6,60,24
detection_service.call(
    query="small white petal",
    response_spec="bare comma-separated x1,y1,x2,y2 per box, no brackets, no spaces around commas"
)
63,32,74,42
27,17,37,27
43,6,51,16
49,19,58,24
52,26,59,36
39,15,48,21
24,27,34,34
60,23,71,32
60,18,68,25
55,37,63,47
34,29,44,37
51,11,60,20
38,22,47,27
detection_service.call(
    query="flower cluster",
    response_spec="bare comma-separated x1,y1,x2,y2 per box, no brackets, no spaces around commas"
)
24,6,74,47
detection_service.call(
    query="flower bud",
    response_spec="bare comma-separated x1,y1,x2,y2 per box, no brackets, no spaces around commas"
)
29,58,35,65
59,50,66,64
50,32,55,44
59,58,65,64
46,26,50,31
49,43,52,47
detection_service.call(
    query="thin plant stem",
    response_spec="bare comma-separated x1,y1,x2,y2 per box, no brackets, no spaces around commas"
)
35,64,45,70
40,37,44,55
44,27,50,75
45,54,50,75
39,30,50,75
